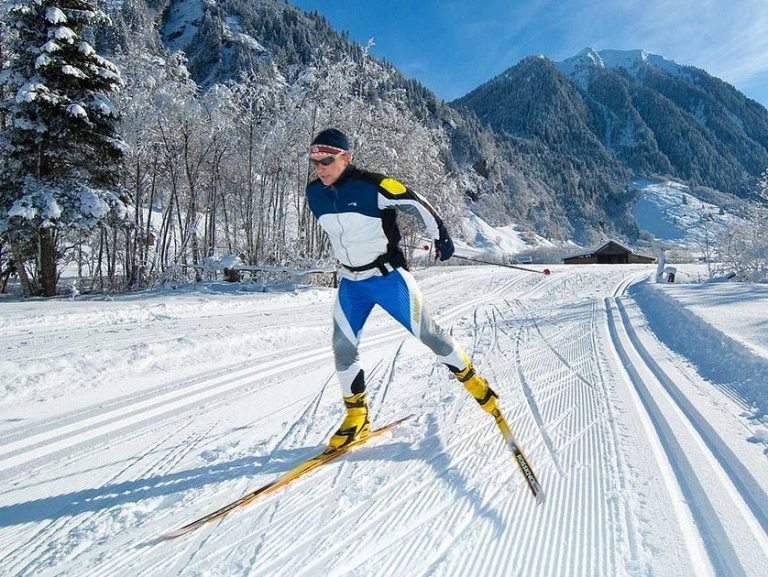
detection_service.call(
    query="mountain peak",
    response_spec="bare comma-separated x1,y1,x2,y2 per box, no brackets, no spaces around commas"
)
556,48,685,84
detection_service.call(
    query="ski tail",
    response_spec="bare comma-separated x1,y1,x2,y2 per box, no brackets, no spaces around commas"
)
493,409,545,504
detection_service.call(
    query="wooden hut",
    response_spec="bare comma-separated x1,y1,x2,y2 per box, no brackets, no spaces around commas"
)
562,240,655,265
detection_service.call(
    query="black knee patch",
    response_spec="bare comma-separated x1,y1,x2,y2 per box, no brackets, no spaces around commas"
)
350,369,366,395
448,364,475,382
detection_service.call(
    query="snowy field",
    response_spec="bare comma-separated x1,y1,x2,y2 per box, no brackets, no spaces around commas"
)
631,178,748,249
1,264,767,577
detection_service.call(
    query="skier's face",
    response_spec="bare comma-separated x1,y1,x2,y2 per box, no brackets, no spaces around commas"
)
312,152,350,186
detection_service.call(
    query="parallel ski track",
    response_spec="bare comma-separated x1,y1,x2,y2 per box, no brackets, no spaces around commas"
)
0,300,332,367
605,278,768,577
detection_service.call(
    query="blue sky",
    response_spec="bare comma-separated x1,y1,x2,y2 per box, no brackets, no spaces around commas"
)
287,0,768,108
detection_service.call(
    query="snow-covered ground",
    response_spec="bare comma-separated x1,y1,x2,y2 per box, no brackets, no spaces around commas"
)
1,263,767,577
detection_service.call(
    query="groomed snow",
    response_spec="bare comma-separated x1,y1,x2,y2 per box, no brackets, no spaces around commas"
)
1,263,766,576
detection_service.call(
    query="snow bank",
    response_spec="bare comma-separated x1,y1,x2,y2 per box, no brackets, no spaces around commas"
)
630,281,768,418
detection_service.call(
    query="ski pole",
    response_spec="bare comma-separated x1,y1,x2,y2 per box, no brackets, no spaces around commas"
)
451,254,551,275
407,244,551,275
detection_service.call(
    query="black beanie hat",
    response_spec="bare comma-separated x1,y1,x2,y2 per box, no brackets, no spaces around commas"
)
310,128,350,152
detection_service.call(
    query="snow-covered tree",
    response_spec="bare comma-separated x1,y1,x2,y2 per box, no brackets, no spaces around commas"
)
0,0,128,296
691,202,720,279
716,170,768,282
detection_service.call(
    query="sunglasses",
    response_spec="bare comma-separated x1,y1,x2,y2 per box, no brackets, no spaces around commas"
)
311,152,344,167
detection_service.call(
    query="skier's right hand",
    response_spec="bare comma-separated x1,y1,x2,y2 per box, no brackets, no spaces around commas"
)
435,229,454,261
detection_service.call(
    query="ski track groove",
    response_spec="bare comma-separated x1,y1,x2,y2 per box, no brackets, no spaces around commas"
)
605,293,768,577
0,345,327,474
0,348,273,443
271,374,333,452
501,314,562,475
0,303,333,365
2,384,298,498
365,360,390,417
374,339,407,410
2,420,188,577
519,301,601,393
6,419,217,577
591,297,642,572
615,297,768,534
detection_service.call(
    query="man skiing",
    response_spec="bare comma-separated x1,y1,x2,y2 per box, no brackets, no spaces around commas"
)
305,128,499,452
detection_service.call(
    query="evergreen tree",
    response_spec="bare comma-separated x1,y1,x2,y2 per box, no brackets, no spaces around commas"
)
0,0,127,296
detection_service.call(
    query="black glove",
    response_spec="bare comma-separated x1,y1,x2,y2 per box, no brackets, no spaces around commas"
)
434,229,454,261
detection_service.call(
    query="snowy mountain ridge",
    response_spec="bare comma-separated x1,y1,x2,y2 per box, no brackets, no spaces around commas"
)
556,47,688,84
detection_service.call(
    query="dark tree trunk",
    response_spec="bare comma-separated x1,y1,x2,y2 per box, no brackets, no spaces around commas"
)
9,235,36,296
39,228,57,296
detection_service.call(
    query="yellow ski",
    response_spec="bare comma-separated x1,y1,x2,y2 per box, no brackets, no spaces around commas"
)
160,414,414,539
492,408,545,504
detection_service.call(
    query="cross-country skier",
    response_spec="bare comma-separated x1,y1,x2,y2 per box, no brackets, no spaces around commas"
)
305,128,499,452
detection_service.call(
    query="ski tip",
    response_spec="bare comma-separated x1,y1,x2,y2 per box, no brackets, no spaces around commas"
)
158,527,191,540
397,413,417,425
534,488,546,505
375,413,416,432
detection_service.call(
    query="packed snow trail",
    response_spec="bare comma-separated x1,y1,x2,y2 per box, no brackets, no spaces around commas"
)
1,265,766,577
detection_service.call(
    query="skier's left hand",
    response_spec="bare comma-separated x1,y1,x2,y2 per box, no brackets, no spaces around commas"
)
434,230,454,261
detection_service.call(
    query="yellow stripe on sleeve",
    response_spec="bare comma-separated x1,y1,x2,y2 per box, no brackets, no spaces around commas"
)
380,177,407,195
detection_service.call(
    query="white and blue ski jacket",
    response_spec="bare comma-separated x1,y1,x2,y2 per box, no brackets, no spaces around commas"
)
306,166,446,280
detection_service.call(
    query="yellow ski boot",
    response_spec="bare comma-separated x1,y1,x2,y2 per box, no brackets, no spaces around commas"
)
454,362,498,414
326,391,371,452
